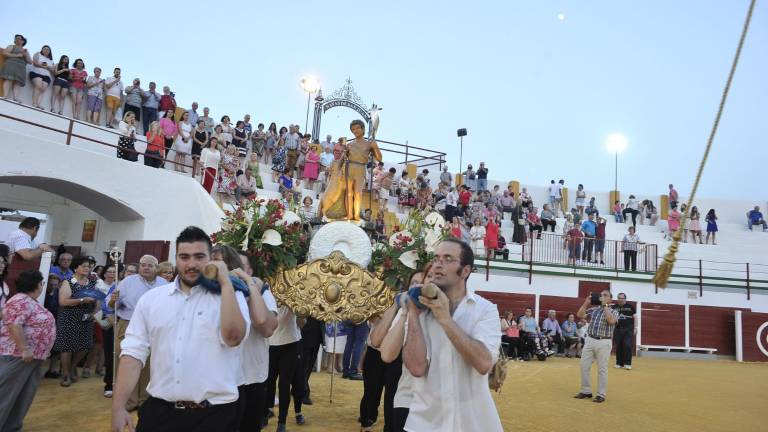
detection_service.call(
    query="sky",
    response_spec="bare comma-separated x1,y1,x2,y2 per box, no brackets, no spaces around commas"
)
2,0,766,200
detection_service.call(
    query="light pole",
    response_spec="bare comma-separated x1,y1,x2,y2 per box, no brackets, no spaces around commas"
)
301,76,320,135
605,133,628,193
457,128,467,176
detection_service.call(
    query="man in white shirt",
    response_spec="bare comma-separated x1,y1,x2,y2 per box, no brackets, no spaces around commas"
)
403,238,503,432
6,217,52,264
104,67,124,128
321,134,333,153
111,227,250,432
235,169,258,203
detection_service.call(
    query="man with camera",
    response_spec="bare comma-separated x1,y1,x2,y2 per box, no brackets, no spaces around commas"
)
574,290,619,403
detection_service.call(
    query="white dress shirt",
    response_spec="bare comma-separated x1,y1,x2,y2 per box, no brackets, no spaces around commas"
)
268,305,301,346
120,281,250,405
239,289,278,386
405,286,503,432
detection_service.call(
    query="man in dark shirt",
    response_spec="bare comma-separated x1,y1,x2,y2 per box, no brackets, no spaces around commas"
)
476,162,489,192
612,293,636,369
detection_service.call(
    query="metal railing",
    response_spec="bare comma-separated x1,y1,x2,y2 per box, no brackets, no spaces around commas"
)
517,231,658,273
376,139,446,169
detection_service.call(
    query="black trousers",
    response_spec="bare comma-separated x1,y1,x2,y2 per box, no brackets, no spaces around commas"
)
582,235,594,262
301,342,320,399
542,219,556,232
624,250,637,271
103,327,114,391
265,342,301,424
383,355,403,432
238,382,266,432
530,224,543,239
622,208,639,227
136,397,239,432
614,327,634,366
360,346,387,428
392,407,409,432
501,335,520,358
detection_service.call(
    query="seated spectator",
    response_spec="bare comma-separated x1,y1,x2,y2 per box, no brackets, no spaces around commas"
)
519,307,551,359
0,270,55,432
561,313,580,358
50,252,73,281
6,217,52,264
747,206,767,232
527,207,543,239
235,169,258,203
570,208,582,226
612,200,624,223
493,232,509,260
643,201,659,226
541,310,564,356
300,196,317,222
584,197,599,218
156,262,175,283
541,204,557,232
500,311,520,359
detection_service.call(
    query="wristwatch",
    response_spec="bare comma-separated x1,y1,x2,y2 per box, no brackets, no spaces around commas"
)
79,298,84,304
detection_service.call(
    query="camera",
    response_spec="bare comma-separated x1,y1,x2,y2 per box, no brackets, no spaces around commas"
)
590,292,601,306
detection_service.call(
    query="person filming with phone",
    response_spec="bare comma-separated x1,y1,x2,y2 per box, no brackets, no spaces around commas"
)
574,290,618,403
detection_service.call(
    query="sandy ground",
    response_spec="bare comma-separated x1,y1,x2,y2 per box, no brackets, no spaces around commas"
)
22,356,768,432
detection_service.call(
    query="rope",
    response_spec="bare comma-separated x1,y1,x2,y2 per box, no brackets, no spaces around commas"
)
654,0,757,288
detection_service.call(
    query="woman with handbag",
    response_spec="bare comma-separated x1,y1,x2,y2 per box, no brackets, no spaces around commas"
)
116,111,138,161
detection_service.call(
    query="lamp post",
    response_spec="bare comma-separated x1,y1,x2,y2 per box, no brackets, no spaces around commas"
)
605,133,628,194
300,76,320,135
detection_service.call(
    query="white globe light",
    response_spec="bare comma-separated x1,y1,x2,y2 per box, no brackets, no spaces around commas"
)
301,76,320,93
557,13,566,21
605,133,628,153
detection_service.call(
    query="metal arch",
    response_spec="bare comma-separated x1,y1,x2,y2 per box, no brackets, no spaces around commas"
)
311,78,375,141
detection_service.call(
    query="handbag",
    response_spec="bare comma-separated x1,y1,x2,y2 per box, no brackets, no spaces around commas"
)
518,218,526,225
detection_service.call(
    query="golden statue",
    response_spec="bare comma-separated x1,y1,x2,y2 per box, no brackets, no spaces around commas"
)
320,119,382,221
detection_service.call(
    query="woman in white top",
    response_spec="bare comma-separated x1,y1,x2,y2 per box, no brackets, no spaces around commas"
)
29,45,54,110
375,268,431,432
173,111,193,172
470,217,486,256
200,137,221,193
575,184,587,218
266,305,304,429
219,115,234,146
116,111,137,161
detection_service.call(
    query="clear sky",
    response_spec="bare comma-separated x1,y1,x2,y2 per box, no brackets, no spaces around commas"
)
3,0,766,200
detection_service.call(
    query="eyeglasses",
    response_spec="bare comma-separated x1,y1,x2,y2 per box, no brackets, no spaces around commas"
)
432,255,459,265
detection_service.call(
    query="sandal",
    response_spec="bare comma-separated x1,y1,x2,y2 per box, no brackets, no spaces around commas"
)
60,377,71,387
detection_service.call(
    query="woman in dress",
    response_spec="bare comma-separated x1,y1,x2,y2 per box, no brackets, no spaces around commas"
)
251,123,267,160
500,311,520,359
470,217,486,256
232,120,248,158
29,45,54,110
158,109,177,165
219,115,233,147
68,59,87,120
484,216,500,258
0,270,55,431
688,206,703,244
191,119,209,176
116,111,137,161
510,202,527,244
575,184,586,219
271,139,287,183
298,145,318,192
200,137,221,193
705,209,718,245
265,122,278,164
246,152,263,189
397,171,413,211
52,256,99,387
218,144,240,196
50,55,70,114
0,34,31,103
450,216,463,238
173,110,192,172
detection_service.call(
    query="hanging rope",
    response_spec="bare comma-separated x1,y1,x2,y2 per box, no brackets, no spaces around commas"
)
653,0,757,288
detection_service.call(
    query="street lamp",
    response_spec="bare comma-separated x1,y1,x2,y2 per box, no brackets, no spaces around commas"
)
300,76,320,135
605,133,628,193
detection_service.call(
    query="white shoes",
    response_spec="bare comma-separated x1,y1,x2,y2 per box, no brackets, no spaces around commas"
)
624,365,632,370
613,365,622,369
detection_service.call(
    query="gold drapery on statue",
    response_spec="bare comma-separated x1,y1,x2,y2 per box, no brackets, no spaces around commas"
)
269,251,393,324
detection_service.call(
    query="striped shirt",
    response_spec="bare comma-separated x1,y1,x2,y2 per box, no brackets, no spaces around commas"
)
6,228,35,258
586,306,619,339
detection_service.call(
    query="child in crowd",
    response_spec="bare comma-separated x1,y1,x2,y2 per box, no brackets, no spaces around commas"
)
613,200,624,223
705,209,718,245
470,217,486,256
667,204,681,240
246,152,263,189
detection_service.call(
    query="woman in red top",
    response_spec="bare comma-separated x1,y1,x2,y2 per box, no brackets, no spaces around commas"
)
144,121,165,168
68,58,88,120
485,216,500,257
